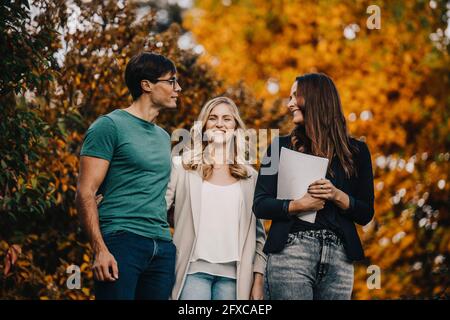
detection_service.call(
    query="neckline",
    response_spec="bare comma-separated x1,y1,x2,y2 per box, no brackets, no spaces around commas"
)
203,180,240,187
118,109,155,127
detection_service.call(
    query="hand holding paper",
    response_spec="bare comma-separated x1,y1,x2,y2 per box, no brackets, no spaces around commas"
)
277,147,329,223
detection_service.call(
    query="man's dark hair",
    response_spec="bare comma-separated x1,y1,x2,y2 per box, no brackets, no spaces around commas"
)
125,52,177,100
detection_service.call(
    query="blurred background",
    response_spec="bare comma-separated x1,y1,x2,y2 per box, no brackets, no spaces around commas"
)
0,0,449,299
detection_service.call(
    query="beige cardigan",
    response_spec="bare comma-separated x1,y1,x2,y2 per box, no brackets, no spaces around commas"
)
166,156,267,300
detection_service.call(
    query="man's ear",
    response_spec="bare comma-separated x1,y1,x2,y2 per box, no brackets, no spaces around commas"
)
141,80,153,93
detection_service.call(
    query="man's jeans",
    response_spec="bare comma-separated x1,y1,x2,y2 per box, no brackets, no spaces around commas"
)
94,230,176,300
180,272,237,300
264,229,354,300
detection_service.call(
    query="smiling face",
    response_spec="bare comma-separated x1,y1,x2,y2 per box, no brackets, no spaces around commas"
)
287,81,305,125
145,72,182,109
205,103,237,144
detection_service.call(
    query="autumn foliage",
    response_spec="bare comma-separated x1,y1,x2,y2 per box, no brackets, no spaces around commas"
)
0,0,260,299
1,0,449,299
185,0,450,299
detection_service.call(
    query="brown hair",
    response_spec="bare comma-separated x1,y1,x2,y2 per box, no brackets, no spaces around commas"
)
290,73,357,178
125,52,176,100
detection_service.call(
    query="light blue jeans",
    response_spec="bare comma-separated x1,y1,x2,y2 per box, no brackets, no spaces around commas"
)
179,272,236,300
264,229,354,300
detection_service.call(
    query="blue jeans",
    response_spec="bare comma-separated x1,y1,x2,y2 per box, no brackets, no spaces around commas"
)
179,272,236,300
264,229,354,300
94,230,176,300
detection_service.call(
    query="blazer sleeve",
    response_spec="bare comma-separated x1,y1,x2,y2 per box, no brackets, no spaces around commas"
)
247,169,267,274
253,139,292,222
253,217,267,274
165,157,180,211
342,141,375,226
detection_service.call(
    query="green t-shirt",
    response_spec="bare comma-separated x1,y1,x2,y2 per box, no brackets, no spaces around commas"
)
80,109,172,241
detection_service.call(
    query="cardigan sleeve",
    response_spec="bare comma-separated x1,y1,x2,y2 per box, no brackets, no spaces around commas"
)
248,168,268,274
252,217,267,274
165,156,180,211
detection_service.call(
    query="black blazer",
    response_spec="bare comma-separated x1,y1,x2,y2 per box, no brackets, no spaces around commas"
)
252,135,374,261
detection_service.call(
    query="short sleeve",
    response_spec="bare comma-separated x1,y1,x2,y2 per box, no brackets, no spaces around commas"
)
80,116,117,161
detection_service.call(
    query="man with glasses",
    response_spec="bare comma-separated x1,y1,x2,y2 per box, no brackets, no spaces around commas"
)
76,52,182,299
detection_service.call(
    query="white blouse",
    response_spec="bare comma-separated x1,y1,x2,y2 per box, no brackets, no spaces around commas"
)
189,180,242,278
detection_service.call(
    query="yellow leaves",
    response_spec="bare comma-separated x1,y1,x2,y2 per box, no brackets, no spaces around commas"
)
16,260,30,268
0,0,445,301
57,241,71,251
439,232,450,252
68,207,77,216
398,234,414,251
56,139,66,148
82,287,90,296
120,87,129,96
67,292,79,300
80,263,90,273
44,275,53,283
56,192,63,204
424,95,436,108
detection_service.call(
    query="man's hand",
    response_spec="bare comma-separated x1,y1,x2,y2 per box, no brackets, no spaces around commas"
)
95,194,103,205
92,248,119,282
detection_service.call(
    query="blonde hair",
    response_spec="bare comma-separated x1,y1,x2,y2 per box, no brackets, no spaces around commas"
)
182,97,250,180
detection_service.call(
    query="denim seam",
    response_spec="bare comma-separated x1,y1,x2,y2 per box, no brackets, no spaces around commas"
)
150,239,158,262
264,255,272,300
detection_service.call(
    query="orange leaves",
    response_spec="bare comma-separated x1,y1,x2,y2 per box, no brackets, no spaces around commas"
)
1,0,447,300
82,287,90,296
1,231,96,300
184,0,450,299
3,244,22,277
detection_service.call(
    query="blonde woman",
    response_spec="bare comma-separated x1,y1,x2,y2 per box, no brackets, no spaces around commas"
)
166,96,266,300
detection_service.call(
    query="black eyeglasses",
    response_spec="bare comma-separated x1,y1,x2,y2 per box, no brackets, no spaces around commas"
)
154,76,179,89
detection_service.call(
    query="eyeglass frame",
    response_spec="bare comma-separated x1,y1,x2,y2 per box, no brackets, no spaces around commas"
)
152,76,179,89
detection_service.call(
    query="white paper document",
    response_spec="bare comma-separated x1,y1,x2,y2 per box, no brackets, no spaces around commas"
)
277,147,329,223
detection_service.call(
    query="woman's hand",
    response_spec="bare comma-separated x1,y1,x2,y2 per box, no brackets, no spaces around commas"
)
308,179,351,210
308,179,337,201
249,273,264,300
95,194,103,206
289,193,325,214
